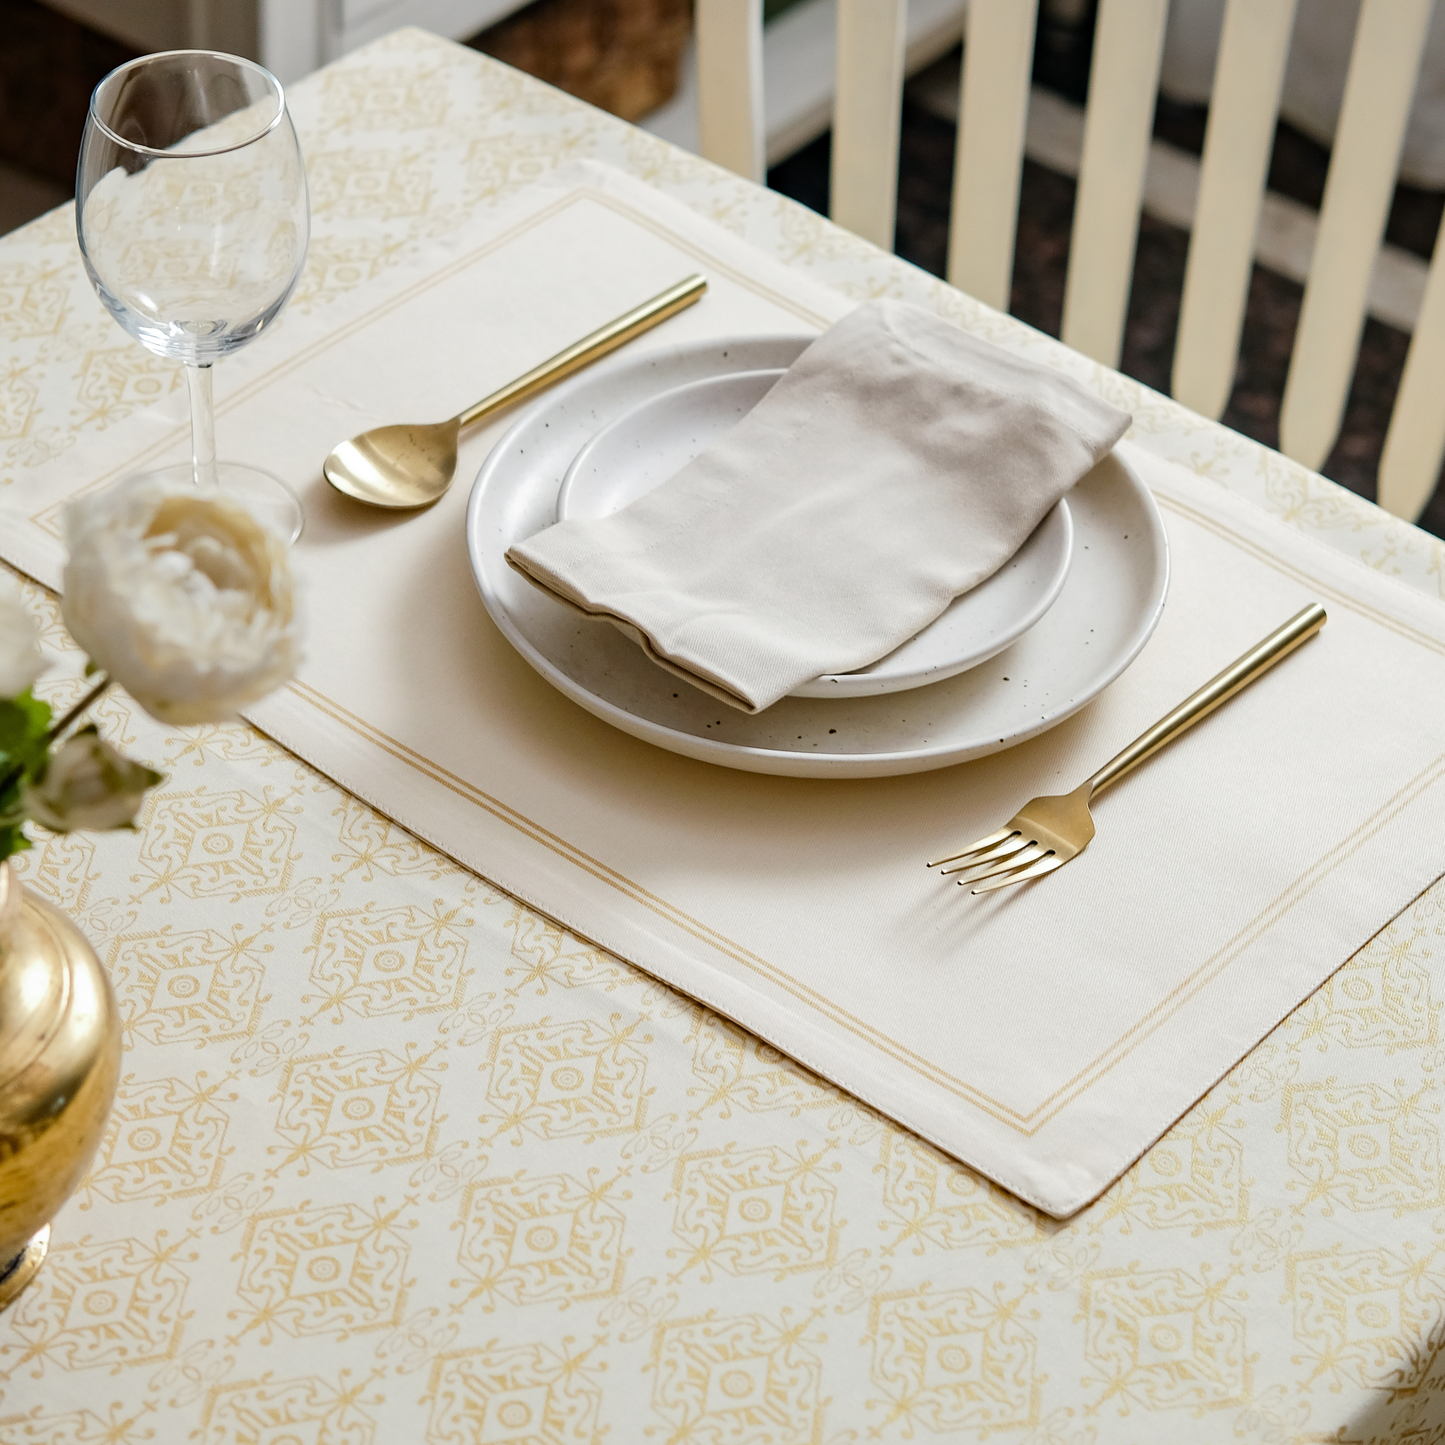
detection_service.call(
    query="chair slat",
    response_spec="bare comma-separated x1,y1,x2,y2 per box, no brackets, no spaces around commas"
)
1278,0,1433,473
1061,0,1170,367
1378,208,1445,520
831,0,908,250
696,0,765,183
946,0,1038,310
1172,0,1297,421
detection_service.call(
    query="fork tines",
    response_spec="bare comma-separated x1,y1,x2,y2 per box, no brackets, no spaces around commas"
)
926,829,1064,892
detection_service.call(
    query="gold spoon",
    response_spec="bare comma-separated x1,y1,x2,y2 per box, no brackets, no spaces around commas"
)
323,273,708,509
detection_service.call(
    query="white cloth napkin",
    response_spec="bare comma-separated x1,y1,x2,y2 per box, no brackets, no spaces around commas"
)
507,298,1131,712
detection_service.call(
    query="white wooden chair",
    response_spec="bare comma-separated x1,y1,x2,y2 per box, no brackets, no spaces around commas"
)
694,0,1445,523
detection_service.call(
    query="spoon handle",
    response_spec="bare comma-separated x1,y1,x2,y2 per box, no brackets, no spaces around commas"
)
455,274,708,429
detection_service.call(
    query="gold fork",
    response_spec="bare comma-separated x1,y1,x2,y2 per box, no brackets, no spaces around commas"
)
928,603,1327,893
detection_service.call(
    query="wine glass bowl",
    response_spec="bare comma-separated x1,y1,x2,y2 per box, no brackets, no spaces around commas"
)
77,52,309,541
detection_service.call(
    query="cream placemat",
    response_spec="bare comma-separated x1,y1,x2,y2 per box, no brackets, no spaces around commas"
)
7,161,1445,1217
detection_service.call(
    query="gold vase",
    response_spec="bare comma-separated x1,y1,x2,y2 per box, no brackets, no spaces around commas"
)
0,859,120,1310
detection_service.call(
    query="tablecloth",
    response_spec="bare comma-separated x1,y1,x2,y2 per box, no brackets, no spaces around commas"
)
2,27,1444,1441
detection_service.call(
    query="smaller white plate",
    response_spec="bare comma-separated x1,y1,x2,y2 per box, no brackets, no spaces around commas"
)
555,369,1074,698
468,334,1170,779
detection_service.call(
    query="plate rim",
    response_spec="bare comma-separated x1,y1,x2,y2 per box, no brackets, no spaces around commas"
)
554,364,1077,698
466,333,1171,778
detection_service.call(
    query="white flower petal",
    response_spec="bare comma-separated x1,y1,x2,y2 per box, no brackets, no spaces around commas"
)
0,588,45,698
61,476,302,724
22,726,162,832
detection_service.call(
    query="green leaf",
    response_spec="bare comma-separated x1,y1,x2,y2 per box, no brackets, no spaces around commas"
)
0,690,51,750
0,691,52,796
0,691,54,830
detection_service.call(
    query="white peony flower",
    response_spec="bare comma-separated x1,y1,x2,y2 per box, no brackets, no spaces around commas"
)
61,475,302,725
21,724,163,833
0,588,45,699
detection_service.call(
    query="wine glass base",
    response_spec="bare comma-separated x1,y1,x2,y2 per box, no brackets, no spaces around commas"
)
139,463,304,545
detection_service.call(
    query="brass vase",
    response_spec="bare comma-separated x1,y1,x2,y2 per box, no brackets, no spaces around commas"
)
0,859,120,1310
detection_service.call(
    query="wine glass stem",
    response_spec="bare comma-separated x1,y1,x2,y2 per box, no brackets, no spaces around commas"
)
185,363,218,491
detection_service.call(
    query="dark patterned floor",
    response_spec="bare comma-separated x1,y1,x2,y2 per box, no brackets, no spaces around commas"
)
770,89,1445,539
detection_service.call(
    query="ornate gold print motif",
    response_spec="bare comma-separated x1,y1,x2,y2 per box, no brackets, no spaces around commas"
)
163,719,292,771
0,1401,158,1443
1,1232,196,1375
72,347,179,430
1091,1098,1250,1234
451,1170,628,1312
109,926,271,1048
866,1285,1039,1434
0,362,39,442
462,133,591,211
134,789,301,902
1288,1245,1445,1392
10,829,99,917
1079,1266,1250,1414
0,261,71,339
200,1369,382,1445
232,1199,414,1342
877,1133,1043,1256
668,1142,841,1281
423,1340,604,1444
649,1310,825,1444
288,235,402,314
1283,1080,1441,1214
308,150,434,223
483,1016,651,1143
116,237,238,296
685,1011,836,1119
302,905,470,1023
321,65,451,133
620,130,725,203
84,1072,236,1206
1291,910,1441,1054
329,797,467,883
501,907,638,998
147,165,264,226
270,1045,446,1175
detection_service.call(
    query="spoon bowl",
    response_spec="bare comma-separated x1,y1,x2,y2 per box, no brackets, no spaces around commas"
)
322,275,707,510
325,419,461,509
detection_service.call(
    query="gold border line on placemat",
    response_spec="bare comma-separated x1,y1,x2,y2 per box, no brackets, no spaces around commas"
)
14,186,1445,1139
26,187,834,535
1156,491,1445,658
285,616,1445,1141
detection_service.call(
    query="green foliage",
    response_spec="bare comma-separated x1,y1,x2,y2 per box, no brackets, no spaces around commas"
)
0,689,53,864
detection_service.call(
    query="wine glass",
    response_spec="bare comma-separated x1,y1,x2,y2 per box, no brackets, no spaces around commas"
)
76,51,309,542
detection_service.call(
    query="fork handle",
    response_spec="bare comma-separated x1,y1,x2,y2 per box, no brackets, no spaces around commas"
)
1086,603,1326,799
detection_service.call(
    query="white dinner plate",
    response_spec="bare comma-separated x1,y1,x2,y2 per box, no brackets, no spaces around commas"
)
554,366,1075,697
467,334,1170,778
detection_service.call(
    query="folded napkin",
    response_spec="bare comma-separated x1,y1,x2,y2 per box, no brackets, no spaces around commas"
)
507,299,1132,712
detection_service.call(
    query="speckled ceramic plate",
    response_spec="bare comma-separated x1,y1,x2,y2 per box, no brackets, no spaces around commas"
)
554,367,1074,697
467,334,1170,778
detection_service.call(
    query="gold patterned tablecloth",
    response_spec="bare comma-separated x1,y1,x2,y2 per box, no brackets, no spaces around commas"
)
3,29,1445,1442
